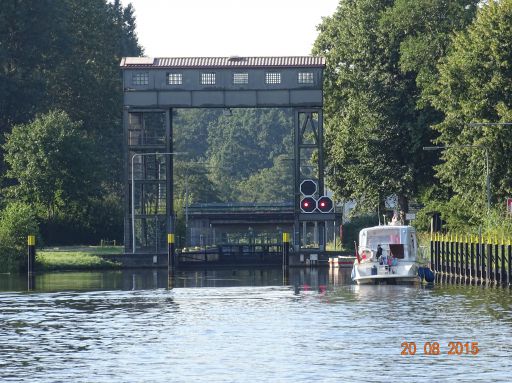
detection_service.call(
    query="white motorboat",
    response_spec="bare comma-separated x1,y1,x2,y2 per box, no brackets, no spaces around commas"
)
351,225,420,284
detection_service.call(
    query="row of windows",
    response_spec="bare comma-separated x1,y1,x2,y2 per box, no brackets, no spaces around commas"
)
131,71,315,86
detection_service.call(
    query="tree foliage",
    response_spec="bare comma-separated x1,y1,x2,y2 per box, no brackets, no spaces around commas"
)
0,0,141,244
173,108,293,203
237,155,294,203
431,0,512,219
3,110,99,219
313,0,478,215
0,202,39,272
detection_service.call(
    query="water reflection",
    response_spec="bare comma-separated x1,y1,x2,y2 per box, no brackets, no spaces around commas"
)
1,267,344,292
1,267,512,382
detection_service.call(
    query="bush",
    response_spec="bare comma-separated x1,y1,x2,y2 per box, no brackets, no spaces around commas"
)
416,197,512,238
0,202,39,273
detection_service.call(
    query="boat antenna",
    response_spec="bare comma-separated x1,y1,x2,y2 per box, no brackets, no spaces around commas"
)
377,203,381,226
383,214,387,226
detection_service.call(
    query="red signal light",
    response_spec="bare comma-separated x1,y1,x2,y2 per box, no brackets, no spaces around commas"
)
317,196,333,213
300,197,317,213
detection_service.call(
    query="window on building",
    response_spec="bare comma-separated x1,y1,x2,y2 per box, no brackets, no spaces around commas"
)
201,73,216,85
265,72,281,84
298,72,314,84
233,73,249,84
167,73,183,85
132,72,149,85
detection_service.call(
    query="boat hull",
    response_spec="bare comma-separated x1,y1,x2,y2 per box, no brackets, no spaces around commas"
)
351,261,419,285
353,275,420,285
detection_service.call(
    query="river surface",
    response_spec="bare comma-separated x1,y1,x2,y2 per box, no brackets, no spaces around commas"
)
1,268,511,382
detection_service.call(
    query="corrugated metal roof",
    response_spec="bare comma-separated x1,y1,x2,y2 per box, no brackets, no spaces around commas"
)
120,56,325,69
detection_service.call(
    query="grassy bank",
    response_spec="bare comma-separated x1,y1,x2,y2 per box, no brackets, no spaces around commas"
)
36,246,123,271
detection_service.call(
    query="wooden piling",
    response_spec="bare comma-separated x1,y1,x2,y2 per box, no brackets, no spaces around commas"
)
435,234,440,272
508,243,511,286
470,237,475,280
500,242,505,285
442,235,446,274
487,240,492,283
449,236,454,274
430,233,512,287
464,236,469,280
455,235,460,276
430,232,434,268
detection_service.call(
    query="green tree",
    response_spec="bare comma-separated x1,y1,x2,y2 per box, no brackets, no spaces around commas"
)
431,0,512,217
207,109,292,200
313,0,477,214
3,110,100,220
237,156,294,203
1,0,142,244
0,0,64,134
173,109,222,160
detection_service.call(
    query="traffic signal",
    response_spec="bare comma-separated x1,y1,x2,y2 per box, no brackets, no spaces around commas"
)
300,197,317,213
300,179,317,196
317,196,333,213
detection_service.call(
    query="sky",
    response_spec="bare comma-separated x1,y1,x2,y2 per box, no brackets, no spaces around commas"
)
120,0,340,57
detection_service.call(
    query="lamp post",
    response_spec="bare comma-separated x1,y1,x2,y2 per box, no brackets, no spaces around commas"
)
423,145,490,211
131,151,186,253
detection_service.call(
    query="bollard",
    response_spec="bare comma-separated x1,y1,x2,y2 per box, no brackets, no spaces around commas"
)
168,233,175,270
282,232,290,269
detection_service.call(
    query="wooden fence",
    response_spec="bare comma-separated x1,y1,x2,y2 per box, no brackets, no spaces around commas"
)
430,233,511,286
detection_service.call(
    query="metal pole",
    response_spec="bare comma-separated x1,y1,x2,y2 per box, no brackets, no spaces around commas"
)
282,232,290,268
131,153,137,253
485,149,490,211
185,175,189,247
168,233,175,270
27,235,36,290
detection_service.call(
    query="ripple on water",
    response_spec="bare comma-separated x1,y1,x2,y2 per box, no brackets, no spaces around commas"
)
0,270,511,382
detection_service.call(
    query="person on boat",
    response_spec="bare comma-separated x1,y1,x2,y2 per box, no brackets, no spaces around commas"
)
376,244,383,260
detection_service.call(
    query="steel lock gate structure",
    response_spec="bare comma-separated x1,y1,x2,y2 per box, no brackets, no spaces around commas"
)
120,56,333,254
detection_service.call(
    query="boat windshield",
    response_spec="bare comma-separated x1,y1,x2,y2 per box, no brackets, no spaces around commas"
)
362,228,401,249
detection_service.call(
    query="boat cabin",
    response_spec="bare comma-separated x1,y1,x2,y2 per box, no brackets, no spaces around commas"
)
358,225,417,262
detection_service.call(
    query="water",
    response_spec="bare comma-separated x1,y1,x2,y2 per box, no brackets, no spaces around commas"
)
1,268,511,382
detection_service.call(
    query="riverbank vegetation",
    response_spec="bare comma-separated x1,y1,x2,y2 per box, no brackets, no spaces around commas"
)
36,246,123,271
